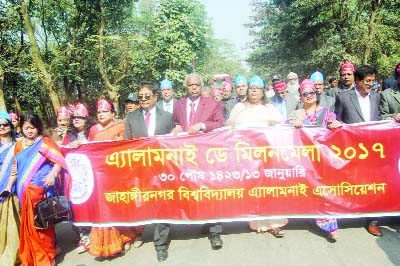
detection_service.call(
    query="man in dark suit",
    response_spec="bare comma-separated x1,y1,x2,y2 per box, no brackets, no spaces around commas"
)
335,65,381,124
335,65,383,237
310,71,335,111
382,63,400,91
337,61,356,93
172,73,225,250
380,65,400,122
124,82,175,262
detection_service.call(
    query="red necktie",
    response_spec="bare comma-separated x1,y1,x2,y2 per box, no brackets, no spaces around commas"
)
145,111,151,129
189,102,195,127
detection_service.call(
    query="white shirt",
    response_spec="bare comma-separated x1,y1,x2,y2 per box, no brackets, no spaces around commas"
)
163,99,174,113
355,88,371,122
142,107,156,136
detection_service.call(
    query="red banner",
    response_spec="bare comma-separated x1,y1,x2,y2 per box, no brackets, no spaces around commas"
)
63,121,400,226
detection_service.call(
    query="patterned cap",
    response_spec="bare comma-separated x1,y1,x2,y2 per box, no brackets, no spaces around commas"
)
300,79,316,93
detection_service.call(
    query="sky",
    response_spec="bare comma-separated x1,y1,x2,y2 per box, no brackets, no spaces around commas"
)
200,0,253,62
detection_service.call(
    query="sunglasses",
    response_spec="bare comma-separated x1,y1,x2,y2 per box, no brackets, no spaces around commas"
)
0,123,11,128
72,116,86,120
138,94,153,101
301,91,316,97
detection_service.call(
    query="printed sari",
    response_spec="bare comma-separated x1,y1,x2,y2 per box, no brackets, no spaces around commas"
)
87,120,143,257
15,136,70,266
301,108,339,234
0,141,20,266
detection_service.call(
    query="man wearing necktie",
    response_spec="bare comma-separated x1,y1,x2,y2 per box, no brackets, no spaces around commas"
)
172,73,225,250
124,82,175,261
156,78,175,114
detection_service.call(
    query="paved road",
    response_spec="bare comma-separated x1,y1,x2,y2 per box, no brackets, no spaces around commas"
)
55,218,400,266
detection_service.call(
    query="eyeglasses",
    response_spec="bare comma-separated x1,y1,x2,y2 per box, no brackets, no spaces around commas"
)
363,79,376,85
301,91,316,97
138,94,153,101
0,123,10,128
72,116,86,120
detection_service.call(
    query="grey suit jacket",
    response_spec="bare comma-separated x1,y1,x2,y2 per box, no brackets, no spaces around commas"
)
270,94,298,119
319,94,335,112
380,88,400,119
335,89,381,124
124,106,175,138
156,99,175,113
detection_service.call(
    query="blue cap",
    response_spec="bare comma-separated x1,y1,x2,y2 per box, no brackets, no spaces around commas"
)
249,76,264,88
160,79,173,90
310,71,324,82
126,93,138,102
235,75,248,86
0,111,11,122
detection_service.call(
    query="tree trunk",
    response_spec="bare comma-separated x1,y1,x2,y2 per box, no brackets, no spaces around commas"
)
363,0,381,64
20,0,61,114
0,66,6,111
97,0,129,117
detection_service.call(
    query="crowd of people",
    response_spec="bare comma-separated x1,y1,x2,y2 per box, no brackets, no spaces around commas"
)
0,61,400,265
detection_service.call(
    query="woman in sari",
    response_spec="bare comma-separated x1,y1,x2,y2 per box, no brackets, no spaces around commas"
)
87,99,142,258
226,76,288,238
0,111,20,266
289,79,341,240
61,103,94,253
15,113,70,266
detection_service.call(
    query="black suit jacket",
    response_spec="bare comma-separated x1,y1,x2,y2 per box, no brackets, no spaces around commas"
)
124,107,175,138
335,89,381,124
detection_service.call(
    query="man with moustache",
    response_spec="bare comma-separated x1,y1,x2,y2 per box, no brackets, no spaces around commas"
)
310,71,335,111
124,82,175,262
335,65,383,237
171,73,225,249
337,61,356,93
269,81,298,123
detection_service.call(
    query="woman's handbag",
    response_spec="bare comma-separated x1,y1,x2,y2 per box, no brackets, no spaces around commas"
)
34,186,72,229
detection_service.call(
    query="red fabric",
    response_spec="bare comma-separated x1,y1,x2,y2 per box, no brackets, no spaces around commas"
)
340,61,355,72
300,79,315,93
19,184,55,266
273,81,287,92
189,102,195,127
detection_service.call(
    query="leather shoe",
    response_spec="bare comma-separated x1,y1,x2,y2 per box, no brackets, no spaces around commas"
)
209,233,223,250
157,250,168,262
367,224,383,237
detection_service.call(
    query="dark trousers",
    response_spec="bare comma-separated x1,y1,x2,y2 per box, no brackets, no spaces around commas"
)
154,223,170,251
208,223,223,234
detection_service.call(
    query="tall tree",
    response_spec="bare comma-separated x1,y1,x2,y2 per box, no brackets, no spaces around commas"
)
20,0,61,113
248,0,400,80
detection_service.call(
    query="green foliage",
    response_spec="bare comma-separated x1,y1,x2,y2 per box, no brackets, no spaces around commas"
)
248,0,400,81
1,0,244,120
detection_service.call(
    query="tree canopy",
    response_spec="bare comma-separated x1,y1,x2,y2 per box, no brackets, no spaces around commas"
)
0,0,243,123
247,0,400,81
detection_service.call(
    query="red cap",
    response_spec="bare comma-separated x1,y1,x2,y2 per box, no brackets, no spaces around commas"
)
300,79,315,93
273,81,287,92
340,61,355,72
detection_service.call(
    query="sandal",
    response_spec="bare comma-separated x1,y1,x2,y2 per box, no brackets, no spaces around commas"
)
269,228,285,238
328,231,338,240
